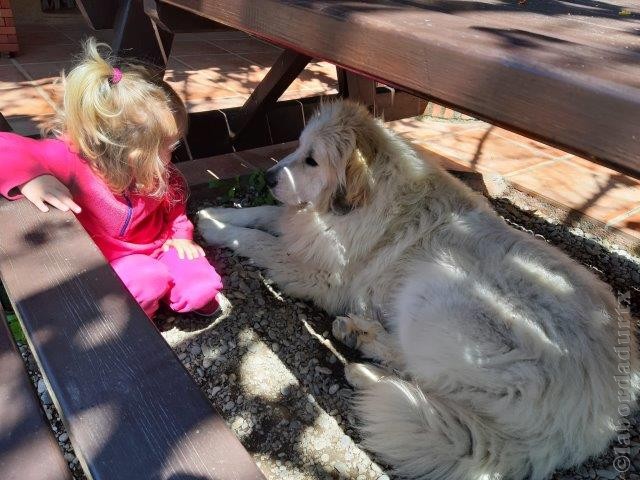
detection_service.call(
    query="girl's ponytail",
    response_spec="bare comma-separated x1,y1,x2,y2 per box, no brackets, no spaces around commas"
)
46,38,187,198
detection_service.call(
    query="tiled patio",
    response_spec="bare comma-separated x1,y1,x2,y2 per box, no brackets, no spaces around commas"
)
2,5,639,247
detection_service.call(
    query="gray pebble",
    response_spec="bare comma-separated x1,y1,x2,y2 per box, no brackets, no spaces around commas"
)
40,390,53,406
335,462,349,477
596,469,619,480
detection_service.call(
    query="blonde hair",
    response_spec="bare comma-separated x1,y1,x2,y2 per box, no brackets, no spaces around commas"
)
46,38,188,198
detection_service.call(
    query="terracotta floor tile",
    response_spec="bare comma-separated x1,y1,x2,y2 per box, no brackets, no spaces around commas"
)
613,211,640,239
176,54,267,95
490,125,573,159
0,85,54,117
415,125,565,175
231,54,336,96
0,65,27,89
164,68,240,104
509,158,640,224
183,96,248,113
60,29,114,45
170,40,226,57
19,61,73,81
239,51,282,67
209,38,280,54
176,31,250,42
388,118,479,137
14,44,80,64
14,23,59,36
296,70,338,93
17,29,73,46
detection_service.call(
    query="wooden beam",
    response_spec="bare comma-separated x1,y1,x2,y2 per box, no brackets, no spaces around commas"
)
0,200,267,480
231,49,311,145
144,0,229,33
0,305,72,480
113,0,174,69
178,141,298,187
75,0,120,30
161,0,640,176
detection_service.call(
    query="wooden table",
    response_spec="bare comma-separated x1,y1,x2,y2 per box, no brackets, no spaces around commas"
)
160,0,640,176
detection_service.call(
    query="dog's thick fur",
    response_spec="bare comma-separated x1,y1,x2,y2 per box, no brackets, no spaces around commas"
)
198,101,640,480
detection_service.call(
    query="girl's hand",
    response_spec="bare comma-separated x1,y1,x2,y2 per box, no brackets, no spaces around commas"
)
162,238,206,260
19,175,81,214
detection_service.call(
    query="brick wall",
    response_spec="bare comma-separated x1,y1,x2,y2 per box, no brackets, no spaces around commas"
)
0,0,17,55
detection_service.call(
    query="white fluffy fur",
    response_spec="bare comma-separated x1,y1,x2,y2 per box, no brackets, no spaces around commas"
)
198,101,640,480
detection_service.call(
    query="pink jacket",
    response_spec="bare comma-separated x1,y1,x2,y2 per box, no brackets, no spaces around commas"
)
0,133,193,261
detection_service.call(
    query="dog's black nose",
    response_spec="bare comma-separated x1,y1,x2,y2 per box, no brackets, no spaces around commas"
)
265,169,278,188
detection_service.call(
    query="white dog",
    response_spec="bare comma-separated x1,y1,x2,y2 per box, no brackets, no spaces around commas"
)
198,101,639,480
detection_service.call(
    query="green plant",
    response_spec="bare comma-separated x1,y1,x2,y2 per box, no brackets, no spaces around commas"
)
247,171,276,206
6,312,26,344
208,171,276,206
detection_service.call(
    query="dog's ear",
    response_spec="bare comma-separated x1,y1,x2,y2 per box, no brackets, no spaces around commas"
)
331,146,375,214
330,186,353,215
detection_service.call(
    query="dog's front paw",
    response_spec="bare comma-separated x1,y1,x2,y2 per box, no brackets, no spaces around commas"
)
197,209,234,246
197,207,238,225
332,316,359,348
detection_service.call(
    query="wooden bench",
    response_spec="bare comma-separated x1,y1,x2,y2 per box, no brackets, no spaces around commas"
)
0,110,275,478
0,304,72,480
157,0,640,177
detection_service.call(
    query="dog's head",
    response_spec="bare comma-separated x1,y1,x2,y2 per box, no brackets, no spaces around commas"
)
266,101,380,214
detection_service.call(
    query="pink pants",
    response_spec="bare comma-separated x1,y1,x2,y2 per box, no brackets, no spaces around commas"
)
111,248,223,318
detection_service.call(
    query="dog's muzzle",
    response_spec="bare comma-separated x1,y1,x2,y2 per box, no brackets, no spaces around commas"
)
266,168,279,188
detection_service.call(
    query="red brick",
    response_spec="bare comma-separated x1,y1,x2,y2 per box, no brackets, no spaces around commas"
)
0,43,18,52
7,34,15,42
0,9,12,17
0,0,11,9
0,26,15,34
0,35,8,43
0,18,5,27
4,17,13,27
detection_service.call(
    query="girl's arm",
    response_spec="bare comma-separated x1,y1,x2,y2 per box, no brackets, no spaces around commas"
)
167,201,194,239
165,168,194,240
0,133,79,212
0,133,74,199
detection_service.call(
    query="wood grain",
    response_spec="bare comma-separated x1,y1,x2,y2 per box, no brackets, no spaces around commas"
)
161,0,640,175
0,305,72,480
0,199,266,480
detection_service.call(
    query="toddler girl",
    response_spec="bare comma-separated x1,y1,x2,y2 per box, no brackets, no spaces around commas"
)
0,38,222,318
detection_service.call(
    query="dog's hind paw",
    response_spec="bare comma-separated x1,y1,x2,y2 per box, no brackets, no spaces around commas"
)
333,316,359,348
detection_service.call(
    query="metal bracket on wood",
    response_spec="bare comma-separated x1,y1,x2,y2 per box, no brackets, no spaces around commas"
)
232,49,312,145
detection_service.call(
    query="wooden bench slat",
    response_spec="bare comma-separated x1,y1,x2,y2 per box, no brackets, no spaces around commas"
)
162,0,640,175
178,141,297,187
0,199,266,480
0,305,72,480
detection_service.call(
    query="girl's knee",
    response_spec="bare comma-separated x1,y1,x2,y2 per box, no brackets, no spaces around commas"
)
169,267,223,312
111,255,172,316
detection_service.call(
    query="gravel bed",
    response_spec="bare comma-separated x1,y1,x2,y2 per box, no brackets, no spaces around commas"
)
13,175,640,480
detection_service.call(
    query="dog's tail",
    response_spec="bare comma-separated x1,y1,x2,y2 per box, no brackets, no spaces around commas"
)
354,374,515,480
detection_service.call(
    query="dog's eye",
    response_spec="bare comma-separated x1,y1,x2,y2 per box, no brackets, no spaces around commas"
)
305,156,318,167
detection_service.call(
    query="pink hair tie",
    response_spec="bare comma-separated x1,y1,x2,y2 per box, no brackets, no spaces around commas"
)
109,67,123,84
